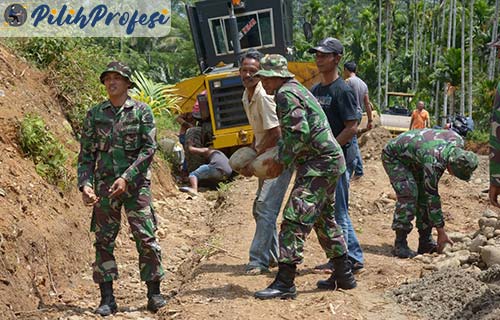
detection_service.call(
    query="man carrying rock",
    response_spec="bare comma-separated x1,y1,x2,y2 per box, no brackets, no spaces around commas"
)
238,49,293,275
382,129,479,258
252,54,356,299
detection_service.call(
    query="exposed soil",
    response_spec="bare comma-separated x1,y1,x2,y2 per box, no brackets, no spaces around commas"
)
1,44,499,320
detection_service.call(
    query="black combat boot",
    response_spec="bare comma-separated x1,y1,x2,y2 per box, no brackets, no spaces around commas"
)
393,230,417,258
417,227,438,254
317,255,357,290
95,282,117,316
254,263,297,300
146,281,167,312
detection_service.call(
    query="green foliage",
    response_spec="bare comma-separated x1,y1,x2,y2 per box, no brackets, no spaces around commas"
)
467,129,489,144
217,181,231,193
472,79,496,131
195,237,223,258
10,38,71,68
18,114,71,189
156,112,180,132
48,45,109,137
130,71,181,117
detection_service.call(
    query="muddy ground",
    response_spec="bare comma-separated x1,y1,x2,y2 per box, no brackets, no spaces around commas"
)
1,43,499,320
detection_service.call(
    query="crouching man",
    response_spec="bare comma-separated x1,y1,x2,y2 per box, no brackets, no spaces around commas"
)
382,129,478,258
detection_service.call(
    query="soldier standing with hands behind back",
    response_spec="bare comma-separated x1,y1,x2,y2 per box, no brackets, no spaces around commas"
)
78,61,167,316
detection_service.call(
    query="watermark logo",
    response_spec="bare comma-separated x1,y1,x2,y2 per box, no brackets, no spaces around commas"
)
4,4,28,27
0,0,171,37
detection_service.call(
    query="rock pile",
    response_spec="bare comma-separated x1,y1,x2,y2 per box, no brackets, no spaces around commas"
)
414,209,500,271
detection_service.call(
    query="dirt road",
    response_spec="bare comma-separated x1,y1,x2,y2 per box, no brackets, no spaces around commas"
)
15,130,492,319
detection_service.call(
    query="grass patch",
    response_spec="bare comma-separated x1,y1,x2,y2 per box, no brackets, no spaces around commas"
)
18,114,72,189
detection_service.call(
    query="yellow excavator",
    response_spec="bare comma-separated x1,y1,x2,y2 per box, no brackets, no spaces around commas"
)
173,0,320,171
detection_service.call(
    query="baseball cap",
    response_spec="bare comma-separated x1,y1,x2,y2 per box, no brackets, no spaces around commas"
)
448,148,478,181
100,61,136,88
254,54,295,78
308,37,344,55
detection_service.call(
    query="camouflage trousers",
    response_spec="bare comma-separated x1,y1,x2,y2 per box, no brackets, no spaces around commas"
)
91,180,165,283
382,153,433,232
278,175,347,265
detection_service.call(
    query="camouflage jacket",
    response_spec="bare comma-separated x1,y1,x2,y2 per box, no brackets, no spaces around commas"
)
491,82,500,186
383,129,463,227
274,79,346,177
77,97,157,191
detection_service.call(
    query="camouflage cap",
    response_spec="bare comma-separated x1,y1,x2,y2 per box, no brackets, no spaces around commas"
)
99,61,136,87
254,54,295,78
448,148,478,181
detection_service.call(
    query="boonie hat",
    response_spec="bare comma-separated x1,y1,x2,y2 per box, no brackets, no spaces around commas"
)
448,148,478,181
100,61,136,87
308,37,344,55
254,54,295,78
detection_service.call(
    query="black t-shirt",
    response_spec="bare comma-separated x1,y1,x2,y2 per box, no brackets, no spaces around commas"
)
311,77,359,163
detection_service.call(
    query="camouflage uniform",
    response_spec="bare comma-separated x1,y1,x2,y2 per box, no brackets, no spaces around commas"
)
256,56,347,264
78,97,165,283
382,129,476,232
491,81,500,187
254,54,355,300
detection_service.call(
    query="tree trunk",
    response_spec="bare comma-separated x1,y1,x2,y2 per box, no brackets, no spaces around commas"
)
452,0,457,48
460,0,465,115
488,0,499,80
384,0,393,109
412,0,418,90
468,0,474,116
377,0,383,108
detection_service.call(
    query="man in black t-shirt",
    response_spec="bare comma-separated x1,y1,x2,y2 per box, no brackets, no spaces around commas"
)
309,37,365,274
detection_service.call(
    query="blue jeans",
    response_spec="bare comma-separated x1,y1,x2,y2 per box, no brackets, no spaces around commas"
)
189,164,225,182
247,168,293,269
336,161,364,265
352,135,364,177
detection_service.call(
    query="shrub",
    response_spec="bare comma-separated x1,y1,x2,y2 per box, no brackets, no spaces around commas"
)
130,71,181,117
18,114,71,189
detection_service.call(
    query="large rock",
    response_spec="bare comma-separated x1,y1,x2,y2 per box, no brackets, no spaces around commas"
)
469,234,487,252
251,146,282,179
480,245,500,267
479,217,498,229
229,147,257,172
483,209,499,219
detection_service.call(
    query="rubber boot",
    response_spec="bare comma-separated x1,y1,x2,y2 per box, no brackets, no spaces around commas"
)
417,228,438,254
317,255,357,290
146,281,167,312
254,263,297,300
393,230,417,258
95,282,117,316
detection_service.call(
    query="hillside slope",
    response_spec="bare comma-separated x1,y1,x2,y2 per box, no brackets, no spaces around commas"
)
0,44,176,318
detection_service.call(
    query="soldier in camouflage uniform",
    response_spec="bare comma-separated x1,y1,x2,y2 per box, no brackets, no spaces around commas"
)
77,61,166,315
488,37,500,207
382,129,478,258
253,54,356,300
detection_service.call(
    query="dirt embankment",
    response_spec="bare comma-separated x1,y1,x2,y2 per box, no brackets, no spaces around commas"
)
0,44,178,318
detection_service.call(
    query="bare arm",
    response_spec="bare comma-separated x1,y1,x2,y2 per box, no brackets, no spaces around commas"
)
256,126,281,155
336,120,358,146
187,145,213,158
364,94,373,130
